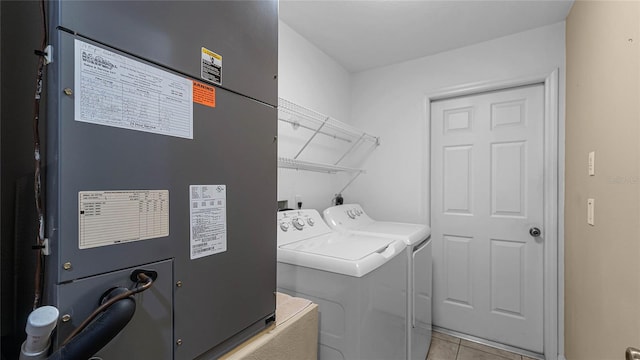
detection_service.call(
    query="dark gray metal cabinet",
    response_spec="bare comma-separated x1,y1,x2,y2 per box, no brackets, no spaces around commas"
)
54,0,278,106
7,1,277,358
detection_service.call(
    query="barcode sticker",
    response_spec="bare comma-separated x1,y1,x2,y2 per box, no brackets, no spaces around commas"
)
189,185,227,259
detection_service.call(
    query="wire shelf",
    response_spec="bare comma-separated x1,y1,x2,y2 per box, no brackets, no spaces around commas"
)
278,98,379,145
278,157,365,174
277,98,377,194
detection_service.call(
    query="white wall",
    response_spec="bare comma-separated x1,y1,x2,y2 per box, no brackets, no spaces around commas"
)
348,22,566,225
278,20,352,212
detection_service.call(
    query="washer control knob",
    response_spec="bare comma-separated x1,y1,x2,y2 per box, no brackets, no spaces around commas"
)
307,218,315,226
347,210,356,219
293,218,305,230
279,222,290,232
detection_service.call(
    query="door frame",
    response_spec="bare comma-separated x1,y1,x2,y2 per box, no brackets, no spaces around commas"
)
423,69,561,360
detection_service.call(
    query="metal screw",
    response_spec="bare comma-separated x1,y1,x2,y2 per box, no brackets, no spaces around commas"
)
63,88,73,96
61,314,71,322
176,281,183,287
176,339,183,346
63,262,72,270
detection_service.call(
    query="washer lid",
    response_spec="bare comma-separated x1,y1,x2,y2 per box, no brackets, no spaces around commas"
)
277,233,405,277
281,233,394,260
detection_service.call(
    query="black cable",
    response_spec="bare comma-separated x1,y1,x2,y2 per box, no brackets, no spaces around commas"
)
31,0,48,310
40,0,48,47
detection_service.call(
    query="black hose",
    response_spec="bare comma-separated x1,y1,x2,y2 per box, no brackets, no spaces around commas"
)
47,288,136,360
61,273,152,345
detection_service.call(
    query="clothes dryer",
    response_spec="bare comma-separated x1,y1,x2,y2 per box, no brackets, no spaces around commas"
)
323,204,432,360
277,209,408,360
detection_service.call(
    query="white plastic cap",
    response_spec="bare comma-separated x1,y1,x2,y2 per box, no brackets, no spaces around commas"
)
23,306,59,354
25,306,59,336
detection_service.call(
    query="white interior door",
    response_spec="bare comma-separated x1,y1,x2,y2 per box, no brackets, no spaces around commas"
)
430,84,544,353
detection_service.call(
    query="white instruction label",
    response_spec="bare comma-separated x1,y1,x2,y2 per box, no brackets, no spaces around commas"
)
74,39,193,139
190,185,227,259
79,190,169,249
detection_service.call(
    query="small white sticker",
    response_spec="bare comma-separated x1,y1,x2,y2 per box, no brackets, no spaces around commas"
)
74,39,194,139
79,190,169,249
190,185,227,259
201,47,222,85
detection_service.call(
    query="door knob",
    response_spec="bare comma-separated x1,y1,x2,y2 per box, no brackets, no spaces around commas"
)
626,347,640,360
529,227,541,237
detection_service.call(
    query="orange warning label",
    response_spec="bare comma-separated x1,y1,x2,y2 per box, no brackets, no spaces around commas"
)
193,81,216,108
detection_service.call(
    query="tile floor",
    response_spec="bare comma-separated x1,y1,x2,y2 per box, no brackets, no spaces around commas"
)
427,331,538,360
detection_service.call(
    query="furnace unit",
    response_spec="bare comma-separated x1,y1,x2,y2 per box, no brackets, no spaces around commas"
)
1,1,278,358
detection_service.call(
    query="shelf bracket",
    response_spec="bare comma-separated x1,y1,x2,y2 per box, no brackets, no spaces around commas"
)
334,133,365,166
294,116,330,159
338,172,363,195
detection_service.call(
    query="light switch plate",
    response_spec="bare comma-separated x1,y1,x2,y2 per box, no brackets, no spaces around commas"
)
588,151,595,176
587,198,595,226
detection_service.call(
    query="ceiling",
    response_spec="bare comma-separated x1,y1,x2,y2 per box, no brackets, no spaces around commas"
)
279,0,574,72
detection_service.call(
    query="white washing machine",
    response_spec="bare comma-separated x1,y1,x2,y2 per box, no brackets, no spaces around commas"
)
323,204,432,360
277,209,408,360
